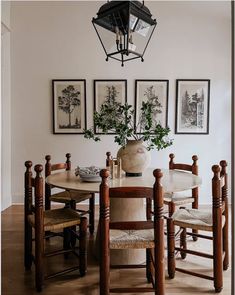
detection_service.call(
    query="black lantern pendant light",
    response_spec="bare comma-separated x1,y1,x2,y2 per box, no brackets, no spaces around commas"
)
92,1,157,66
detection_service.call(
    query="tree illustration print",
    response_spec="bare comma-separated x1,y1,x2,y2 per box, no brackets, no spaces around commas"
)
97,85,123,131
58,85,80,128
142,85,162,124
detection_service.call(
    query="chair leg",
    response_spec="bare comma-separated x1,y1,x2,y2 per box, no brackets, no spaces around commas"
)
146,200,154,285
192,198,198,241
89,194,95,235
180,227,187,259
79,217,87,277
70,200,77,247
100,223,110,295
24,222,33,270
213,227,223,293
167,218,175,279
192,229,198,241
35,230,44,292
45,187,51,241
63,228,71,259
45,184,51,211
146,249,152,283
223,211,229,270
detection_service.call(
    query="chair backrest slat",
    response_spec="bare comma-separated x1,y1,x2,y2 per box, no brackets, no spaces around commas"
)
51,163,67,171
110,221,153,230
170,163,192,171
109,187,152,199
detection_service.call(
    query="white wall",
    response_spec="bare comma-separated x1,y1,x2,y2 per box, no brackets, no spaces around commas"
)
10,1,231,204
1,1,12,211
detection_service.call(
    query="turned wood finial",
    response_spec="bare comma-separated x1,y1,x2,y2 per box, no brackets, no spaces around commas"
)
99,169,110,221
25,161,33,189
220,160,227,173
45,155,51,177
212,165,220,180
35,164,43,174
100,168,110,180
169,153,175,169
192,155,198,176
25,161,33,170
192,155,198,163
212,164,222,211
45,155,51,162
66,153,71,160
169,153,175,160
34,165,44,215
153,168,163,181
212,164,220,174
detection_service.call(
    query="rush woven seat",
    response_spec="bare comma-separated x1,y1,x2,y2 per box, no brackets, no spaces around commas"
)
172,208,226,232
167,161,229,293
110,229,154,249
24,162,88,292
45,154,95,234
99,169,165,295
164,192,194,206
50,191,92,204
28,207,82,231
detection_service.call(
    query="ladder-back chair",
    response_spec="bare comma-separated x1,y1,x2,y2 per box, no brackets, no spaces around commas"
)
99,168,165,295
24,162,87,291
167,161,229,293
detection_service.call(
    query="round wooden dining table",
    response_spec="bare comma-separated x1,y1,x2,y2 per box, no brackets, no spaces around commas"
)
46,168,202,264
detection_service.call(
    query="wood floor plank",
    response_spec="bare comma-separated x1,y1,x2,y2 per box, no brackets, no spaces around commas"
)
1,205,232,295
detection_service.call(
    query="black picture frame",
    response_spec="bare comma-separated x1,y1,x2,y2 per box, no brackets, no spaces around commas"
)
52,79,87,134
94,79,127,134
175,79,210,134
134,79,169,133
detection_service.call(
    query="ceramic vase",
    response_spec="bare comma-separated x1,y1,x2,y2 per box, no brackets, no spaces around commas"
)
117,140,151,176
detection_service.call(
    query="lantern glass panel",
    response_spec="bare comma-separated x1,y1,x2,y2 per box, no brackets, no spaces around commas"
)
94,22,118,55
135,19,151,37
129,14,138,30
128,21,155,55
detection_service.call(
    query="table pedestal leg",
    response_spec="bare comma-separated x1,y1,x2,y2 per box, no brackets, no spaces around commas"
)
110,198,146,265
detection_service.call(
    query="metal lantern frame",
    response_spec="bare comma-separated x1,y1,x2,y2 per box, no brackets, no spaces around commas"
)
92,1,157,66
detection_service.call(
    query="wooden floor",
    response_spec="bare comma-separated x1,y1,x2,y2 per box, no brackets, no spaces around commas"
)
2,205,232,295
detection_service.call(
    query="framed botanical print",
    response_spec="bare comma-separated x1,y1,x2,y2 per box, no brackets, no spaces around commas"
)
52,79,87,134
94,79,127,134
134,80,169,132
175,79,210,134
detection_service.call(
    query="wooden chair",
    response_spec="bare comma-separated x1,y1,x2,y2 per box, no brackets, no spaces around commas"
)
99,168,165,295
24,161,87,292
167,161,229,293
45,154,95,235
164,153,199,241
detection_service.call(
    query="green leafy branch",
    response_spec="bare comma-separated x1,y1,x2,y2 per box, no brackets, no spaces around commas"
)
84,101,173,151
